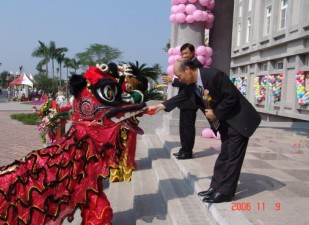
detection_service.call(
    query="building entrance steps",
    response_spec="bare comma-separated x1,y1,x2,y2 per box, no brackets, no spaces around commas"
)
153,126,309,225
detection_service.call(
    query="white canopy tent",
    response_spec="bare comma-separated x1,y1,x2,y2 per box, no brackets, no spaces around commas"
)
9,73,34,88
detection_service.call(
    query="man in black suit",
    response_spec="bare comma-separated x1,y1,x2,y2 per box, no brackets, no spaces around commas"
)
162,43,203,160
148,59,261,203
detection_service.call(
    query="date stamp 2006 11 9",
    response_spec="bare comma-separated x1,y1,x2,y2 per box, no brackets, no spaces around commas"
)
231,202,281,211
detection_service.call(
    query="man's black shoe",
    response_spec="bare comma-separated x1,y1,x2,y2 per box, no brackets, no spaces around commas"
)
176,152,192,160
203,192,233,203
198,188,216,197
172,149,183,157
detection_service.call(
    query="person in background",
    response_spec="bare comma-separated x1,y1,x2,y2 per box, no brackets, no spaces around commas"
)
161,43,203,160
148,59,261,203
7,88,11,102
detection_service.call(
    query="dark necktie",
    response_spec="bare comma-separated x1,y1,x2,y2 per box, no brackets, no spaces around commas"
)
194,85,203,98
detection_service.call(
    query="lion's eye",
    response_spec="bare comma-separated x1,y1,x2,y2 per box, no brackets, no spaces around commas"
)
97,84,118,102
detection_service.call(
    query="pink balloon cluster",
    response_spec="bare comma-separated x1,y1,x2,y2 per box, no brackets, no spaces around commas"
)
170,0,215,29
166,45,213,75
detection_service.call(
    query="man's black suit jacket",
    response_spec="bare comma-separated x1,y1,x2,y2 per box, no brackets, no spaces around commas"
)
163,67,261,137
171,58,203,109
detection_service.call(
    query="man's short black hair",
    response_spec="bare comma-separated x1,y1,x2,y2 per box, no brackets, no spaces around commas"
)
180,43,195,53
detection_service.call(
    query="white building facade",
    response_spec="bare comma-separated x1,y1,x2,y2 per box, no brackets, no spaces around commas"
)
230,0,309,122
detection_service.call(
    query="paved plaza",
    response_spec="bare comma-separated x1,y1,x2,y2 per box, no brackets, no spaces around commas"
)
0,100,308,225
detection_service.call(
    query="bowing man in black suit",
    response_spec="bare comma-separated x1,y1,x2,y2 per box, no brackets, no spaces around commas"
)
162,43,203,160
148,59,261,203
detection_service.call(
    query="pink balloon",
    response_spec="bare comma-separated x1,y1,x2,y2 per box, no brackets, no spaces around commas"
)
201,11,208,21
199,0,210,7
193,10,203,21
174,46,181,55
205,57,212,67
207,0,215,10
185,4,196,15
172,0,179,5
197,55,206,65
207,12,214,23
171,5,178,14
177,4,186,13
167,65,174,75
178,0,187,4
205,21,213,29
196,46,207,56
186,14,195,23
201,128,215,138
175,13,186,23
188,0,197,3
168,48,175,55
170,14,177,23
168,55,176,65
205,47,213,57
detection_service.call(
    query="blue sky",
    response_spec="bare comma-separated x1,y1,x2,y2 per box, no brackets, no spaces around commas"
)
0,0,171,75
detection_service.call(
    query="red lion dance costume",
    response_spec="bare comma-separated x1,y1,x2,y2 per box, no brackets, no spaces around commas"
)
0,65,147,225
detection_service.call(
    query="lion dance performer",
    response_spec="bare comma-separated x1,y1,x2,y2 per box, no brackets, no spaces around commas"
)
0,64,147,225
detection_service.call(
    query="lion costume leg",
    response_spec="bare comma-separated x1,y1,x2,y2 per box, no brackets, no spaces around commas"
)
80,184,113,225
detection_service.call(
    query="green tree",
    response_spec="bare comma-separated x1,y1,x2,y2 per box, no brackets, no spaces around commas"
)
32,41,50,76
1,71,9,88
76,44,122,69
33,73,58,94
163,40,171,52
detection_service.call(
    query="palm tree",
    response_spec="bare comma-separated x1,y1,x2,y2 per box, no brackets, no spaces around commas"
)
32,41,50,76
49,41,68,80
127,61,160,82
56,53,65,87
19,65,23,75
63,57,72,80
49,41,56,79
70,58,81,74
152,63,163,77
36,59,48,74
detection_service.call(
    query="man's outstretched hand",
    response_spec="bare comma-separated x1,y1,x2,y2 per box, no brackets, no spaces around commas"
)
143,104,166,115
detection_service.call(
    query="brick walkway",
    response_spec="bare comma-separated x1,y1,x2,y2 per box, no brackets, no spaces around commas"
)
0,111,43,167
